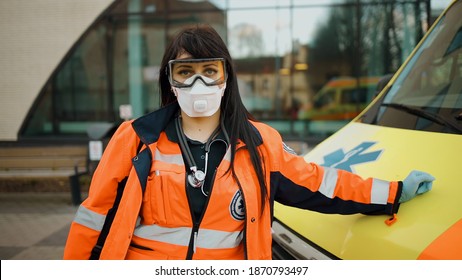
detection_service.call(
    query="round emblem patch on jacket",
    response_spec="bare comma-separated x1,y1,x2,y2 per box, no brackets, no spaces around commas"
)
230,190,245,221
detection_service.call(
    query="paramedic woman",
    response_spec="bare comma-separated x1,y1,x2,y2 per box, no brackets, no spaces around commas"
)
63,24,435,260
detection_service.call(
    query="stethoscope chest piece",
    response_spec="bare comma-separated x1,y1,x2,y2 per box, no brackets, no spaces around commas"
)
188,169,206,188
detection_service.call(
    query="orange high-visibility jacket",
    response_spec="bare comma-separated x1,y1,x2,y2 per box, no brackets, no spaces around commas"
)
63,102,401,260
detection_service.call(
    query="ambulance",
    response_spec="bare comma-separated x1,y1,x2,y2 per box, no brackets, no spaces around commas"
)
272,0,462,260
299,76,381,121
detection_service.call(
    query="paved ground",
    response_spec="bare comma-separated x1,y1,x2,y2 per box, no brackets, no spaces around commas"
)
0,192,79,260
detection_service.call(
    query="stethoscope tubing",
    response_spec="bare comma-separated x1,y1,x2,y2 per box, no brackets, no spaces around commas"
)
175,115,229,196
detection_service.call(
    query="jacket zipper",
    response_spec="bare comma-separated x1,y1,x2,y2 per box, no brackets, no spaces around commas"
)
186,168,218,259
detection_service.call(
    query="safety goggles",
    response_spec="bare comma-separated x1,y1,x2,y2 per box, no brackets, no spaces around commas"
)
168,58,227,88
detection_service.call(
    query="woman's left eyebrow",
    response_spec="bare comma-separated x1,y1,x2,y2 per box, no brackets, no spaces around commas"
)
176,64,193,69
202,63,218,67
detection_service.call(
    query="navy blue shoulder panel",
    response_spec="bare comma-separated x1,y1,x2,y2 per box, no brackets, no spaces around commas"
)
131,102,179,145
132,147,152,194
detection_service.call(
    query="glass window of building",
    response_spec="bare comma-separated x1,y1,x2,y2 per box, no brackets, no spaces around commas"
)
19,0,432,143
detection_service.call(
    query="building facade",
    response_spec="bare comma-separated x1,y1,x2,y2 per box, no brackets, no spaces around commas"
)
1,0,446,143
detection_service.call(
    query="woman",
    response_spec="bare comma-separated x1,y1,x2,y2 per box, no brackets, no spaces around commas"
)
64,24,434,260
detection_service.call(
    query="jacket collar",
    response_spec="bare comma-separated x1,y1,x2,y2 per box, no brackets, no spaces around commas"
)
131,102,179,145
131,101,263,147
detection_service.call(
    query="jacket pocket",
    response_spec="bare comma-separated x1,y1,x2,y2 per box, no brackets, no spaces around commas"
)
141,169,183,226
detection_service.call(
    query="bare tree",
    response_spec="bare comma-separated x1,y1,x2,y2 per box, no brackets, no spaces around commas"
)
229,23,264,58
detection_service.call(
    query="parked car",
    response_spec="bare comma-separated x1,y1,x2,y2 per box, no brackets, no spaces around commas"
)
272,0,462,260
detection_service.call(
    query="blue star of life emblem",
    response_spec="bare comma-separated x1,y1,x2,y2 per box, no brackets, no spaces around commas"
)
320,141,383,172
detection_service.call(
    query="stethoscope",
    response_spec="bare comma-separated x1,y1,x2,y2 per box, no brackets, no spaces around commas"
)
175,116,229,196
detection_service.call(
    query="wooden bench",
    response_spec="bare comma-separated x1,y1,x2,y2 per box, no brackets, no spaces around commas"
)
0,145,88,178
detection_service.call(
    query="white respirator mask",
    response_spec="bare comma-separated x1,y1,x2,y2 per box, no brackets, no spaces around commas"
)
172,75,226,117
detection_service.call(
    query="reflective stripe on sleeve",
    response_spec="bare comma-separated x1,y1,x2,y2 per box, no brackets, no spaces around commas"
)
370,178,390,205
318,167,339,198
73,205,106,231
134,224,243,249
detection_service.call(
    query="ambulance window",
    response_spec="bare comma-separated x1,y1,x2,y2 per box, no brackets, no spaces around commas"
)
366,1,462,134
314,90,335,108
445,26,462,56
341,88,368,104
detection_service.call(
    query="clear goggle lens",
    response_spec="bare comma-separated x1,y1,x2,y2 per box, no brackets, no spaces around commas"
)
168,58,227,88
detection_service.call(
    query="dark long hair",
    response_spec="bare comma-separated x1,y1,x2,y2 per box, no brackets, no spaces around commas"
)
159,24,267,213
